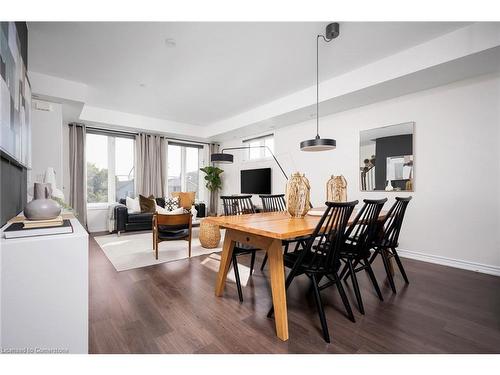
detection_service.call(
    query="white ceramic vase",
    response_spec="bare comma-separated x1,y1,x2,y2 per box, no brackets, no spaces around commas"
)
24,183,62,220
385,180,394,191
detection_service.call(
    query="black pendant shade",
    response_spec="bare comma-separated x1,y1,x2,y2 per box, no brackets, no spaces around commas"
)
210,153,234,163
300,135,336,151
300,22,339,152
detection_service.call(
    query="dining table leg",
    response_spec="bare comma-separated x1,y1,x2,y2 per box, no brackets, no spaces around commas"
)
267,238,289,341
214,229,289,341
215,231,236,297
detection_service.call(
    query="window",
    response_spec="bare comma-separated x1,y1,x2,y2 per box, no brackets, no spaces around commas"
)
86,132,135,205
114,137,135,201
167,142,203,199
243,134,274,161
167,145,182,193
86,134,108,203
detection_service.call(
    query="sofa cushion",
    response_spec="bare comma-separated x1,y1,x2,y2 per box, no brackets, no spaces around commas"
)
128,212,154,223
139,194,156,213
120,197,165,207
155,197,166,208
164,196,179,211
157,206,185,215
125,196,141,214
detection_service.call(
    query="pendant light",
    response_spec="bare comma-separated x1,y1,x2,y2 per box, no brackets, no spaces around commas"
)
210,152,234,163
300,22,339,152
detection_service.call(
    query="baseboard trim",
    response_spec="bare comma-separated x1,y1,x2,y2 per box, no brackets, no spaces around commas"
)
397,249,500,277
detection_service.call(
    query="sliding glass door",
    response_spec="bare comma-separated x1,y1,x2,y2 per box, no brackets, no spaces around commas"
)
167,142,203,200
86,132,135,206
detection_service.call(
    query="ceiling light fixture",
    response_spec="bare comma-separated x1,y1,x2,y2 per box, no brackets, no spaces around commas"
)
300,22,340,152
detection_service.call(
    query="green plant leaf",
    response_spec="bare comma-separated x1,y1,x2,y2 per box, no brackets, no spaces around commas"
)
200,166,224,192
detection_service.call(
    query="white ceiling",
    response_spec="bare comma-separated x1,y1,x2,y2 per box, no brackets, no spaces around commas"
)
28,22,469,126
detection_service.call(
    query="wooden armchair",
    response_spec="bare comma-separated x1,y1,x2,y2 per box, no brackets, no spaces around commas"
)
152,213,193,260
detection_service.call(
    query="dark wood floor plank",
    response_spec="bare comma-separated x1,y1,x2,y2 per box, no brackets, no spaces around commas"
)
88,234,500,353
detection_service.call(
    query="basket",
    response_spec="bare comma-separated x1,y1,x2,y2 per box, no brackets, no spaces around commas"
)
199,220,221,249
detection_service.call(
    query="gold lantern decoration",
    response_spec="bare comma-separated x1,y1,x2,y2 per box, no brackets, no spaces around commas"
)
326,175,347,202
285,172,311,218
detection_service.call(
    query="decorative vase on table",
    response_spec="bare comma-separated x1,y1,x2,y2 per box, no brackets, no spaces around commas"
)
326,175,347,202
285,172,311,218
24,183,62,220
385,180,394,192
405,178,413,191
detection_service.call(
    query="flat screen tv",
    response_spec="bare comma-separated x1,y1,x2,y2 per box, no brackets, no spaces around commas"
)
240,168,271,194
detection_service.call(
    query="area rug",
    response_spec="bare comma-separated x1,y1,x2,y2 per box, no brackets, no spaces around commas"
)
93,229,252,286
200,252,251,287
94,227,222,272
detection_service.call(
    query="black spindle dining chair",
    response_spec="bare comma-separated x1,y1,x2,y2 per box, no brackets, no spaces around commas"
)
338,198,387,315
369,197,412,293
260,194,287,212
267,200,358,343
220,195,259,302
258,194,309,271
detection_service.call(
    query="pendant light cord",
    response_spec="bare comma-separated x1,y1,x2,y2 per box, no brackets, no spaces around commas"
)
316,34,333,138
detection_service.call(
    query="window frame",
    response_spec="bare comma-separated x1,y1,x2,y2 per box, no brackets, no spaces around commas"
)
242,134,275,162
86,130,135,208
166,141,204,201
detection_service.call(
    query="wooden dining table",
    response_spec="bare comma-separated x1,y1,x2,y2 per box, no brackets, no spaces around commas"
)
205,208,388,342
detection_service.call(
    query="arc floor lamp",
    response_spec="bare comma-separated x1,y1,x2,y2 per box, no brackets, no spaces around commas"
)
211,145,288,180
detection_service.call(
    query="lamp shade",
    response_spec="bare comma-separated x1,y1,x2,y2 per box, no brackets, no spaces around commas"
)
300,136,336,151
210,153,234,163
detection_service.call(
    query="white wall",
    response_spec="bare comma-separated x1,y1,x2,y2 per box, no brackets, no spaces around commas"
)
86,207,109,233
31,100,64,190
220,74,500,273
360,143,376,164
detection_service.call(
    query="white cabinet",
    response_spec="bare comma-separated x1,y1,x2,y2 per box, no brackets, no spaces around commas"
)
0,218,88,353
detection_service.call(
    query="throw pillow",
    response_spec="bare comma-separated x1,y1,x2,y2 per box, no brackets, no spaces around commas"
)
139,194,156,213
125,196,141,214
168,207,186,215
171,191,195,209
156,206,185,215
164,196,179,211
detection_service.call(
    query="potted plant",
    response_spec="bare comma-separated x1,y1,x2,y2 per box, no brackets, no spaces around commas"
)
200,166,223,216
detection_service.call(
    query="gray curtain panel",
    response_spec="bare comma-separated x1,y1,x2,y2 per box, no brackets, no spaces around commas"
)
135,133,166,197
208,143,220,216
68,123,87,227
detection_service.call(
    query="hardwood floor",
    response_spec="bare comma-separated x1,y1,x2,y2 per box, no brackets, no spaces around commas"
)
89,235,500,353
